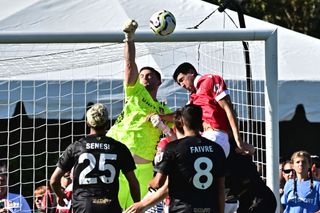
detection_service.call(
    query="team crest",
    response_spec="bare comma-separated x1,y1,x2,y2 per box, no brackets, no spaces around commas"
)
213,84,220,93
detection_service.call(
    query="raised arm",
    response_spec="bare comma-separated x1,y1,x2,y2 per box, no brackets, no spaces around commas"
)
219,95,255,155
123,19,139,86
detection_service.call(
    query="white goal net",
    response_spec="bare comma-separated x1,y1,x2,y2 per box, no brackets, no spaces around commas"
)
0,30,278,211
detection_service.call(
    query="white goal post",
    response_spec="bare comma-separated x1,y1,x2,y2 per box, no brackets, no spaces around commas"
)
0,29,279,210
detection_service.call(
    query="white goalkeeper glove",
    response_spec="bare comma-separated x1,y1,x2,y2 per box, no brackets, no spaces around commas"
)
150,114,171,136
122,19,138,42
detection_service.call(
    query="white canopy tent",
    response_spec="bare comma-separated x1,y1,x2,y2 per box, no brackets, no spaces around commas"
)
0,0,319,122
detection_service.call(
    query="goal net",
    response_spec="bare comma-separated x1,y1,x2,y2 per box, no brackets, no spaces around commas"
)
0,30,278,211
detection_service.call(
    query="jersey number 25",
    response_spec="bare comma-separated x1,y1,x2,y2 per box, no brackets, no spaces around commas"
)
78,153,117,185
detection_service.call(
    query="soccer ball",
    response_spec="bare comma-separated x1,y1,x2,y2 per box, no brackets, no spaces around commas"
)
149,10,176,36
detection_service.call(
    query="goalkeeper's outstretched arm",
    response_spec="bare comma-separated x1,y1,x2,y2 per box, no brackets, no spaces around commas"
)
123,19,139,87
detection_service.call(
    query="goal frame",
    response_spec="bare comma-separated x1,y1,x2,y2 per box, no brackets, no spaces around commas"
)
0,28,279,206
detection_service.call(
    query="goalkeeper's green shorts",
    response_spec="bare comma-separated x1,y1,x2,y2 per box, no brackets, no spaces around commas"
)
118,162,154,210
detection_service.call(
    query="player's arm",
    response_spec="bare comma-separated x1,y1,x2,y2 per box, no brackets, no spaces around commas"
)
0,208,8,213
123,19,139,87
148,114,177,141
159,112,175,123
124,171,141,203
50,167,68,207
125,178,169,213
148,172,167,189
218,95,255,155
215,176,225,213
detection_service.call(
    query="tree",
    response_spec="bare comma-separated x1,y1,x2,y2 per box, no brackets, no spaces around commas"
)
203,0,320,38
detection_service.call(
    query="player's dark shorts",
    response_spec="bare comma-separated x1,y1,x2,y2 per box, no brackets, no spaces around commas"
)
72,197,122,213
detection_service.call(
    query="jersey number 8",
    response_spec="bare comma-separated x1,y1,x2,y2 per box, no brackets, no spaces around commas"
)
193,157,213,190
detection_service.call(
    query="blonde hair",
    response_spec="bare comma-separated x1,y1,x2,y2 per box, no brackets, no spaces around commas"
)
291,150,313,197
86,103,108,128
291,150,311,165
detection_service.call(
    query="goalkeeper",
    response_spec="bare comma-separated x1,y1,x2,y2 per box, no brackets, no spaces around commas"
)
106,19,172,210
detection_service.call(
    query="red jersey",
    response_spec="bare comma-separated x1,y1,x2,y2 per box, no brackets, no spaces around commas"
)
154,137,170,166
56,183,72,213
189,74,230,132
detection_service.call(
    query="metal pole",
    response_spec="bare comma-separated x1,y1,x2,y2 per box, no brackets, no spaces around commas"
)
0,29,274,43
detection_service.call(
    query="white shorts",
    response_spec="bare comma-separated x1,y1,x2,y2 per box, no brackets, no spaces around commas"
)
202,129,230,157
225,201,239,213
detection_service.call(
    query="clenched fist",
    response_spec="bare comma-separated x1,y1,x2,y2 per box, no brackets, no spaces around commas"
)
123,19,138,42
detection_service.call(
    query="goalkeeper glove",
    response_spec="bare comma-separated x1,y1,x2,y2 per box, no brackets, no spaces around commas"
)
122,19,138,42
150,114,171,137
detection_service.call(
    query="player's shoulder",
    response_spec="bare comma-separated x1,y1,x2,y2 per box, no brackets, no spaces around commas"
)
125,79,145,96
164,139,180,150
202,73,223,79
198,74,224,86
70,137,86,149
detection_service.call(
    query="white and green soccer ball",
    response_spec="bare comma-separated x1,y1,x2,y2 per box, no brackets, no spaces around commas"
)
149,10,176,36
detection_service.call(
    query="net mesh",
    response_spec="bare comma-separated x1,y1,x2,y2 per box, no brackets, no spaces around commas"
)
0,39,268,211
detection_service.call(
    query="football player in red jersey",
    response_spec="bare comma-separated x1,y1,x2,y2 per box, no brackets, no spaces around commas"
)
172,62,254,157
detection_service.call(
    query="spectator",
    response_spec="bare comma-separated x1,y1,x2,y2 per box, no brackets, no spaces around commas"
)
280,160,293,196
281,150,320,213
106,19,172,209
50,103,140,213
311,155,320,180
34,186,46,213
0,162,31,213
279,160,293,212
33,185,56,213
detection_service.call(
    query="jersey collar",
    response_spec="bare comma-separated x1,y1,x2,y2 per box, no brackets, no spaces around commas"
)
194,74,202,90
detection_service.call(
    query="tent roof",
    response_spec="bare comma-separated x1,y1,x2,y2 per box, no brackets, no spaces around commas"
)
0,0,319,81
0,0,320,122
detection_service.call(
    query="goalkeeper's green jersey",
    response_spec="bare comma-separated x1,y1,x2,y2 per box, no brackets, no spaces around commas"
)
107,80,172,161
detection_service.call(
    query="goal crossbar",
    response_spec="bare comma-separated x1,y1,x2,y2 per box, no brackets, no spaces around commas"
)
0,29,275,43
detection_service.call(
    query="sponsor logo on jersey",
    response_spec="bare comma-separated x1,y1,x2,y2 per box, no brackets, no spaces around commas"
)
193,208,211,213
